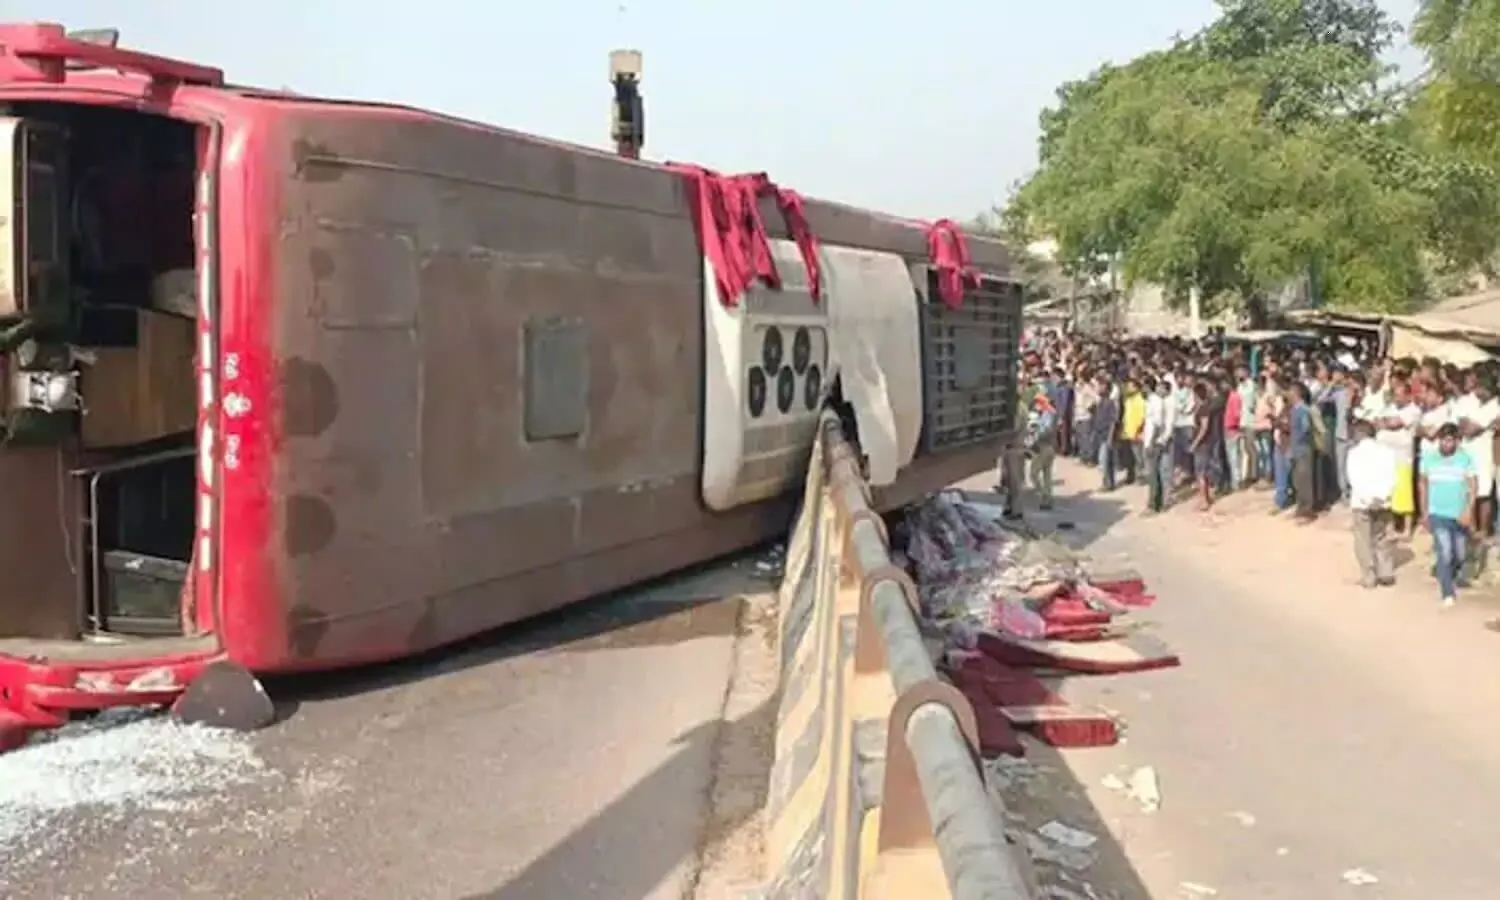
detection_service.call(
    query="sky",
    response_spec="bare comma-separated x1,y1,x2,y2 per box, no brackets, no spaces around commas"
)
6,0,1426,220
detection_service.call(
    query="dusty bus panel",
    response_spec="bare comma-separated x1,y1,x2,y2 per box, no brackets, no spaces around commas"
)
0,22,1021,748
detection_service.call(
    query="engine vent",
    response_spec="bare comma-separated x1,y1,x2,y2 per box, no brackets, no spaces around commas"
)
916,270,1023,454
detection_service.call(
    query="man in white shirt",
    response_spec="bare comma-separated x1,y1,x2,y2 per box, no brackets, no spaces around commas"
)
1355,366,1387,422
1073,375,1098,461
1235,366,1258,484
1163,377,1179,434
1172,372,1197,484
1375,379,1421,536
1418,383,1454,459
1347,419,1397,588
1454,370,1498,566
1142,375,1171,513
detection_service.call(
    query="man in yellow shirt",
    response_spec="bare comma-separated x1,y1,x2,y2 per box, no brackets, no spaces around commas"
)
1121,377,1147,484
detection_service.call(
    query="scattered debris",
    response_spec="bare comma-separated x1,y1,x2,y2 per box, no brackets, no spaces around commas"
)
1179,882,1219,898
915,493,1174,892
1101,765,1162,813
1342,867,1379,886
750,542,785,578
0,708,275,860
1055,872,1111,900
985,755,1079,805
1037,820,1099,851
902,492,1130,647
1023,830,1098,872
1127,766,1161,813
984,754,1054,793
1227,810,1257,827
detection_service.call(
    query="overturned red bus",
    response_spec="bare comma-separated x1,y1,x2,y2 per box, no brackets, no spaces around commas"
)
0,24,1023,748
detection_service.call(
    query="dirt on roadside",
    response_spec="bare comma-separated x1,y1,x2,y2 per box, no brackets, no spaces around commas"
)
686,589,780,900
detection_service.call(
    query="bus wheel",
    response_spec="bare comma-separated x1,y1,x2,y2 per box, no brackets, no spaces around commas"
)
171,660,276,732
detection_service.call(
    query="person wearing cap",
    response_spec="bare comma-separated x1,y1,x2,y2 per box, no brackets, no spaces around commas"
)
1419,421,1477,609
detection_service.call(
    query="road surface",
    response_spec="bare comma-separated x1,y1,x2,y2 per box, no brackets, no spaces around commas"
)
0,555,780,900
14,454,1499,900
979,460,1500,900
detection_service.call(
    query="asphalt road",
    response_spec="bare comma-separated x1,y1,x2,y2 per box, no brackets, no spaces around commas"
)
0,557,776,900
17,454,1500,900
982,461,1500,899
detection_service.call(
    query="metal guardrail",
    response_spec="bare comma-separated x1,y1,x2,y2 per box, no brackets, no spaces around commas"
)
762,412,1035,899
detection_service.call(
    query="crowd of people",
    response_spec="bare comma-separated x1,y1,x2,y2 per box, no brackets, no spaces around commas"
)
1000,329,1500,615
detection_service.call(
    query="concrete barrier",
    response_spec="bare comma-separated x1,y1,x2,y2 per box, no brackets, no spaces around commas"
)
762,413,1035,900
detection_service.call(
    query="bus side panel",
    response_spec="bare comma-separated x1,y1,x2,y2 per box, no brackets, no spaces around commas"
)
258,107,785,670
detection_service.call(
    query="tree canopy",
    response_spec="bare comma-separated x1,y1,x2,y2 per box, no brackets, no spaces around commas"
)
1007,0,1500,315
1413,0,1500,170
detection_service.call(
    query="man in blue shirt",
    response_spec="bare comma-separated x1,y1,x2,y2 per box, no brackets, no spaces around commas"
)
1051,368,1073,455
1420,422,1476,608
1094,377,1120,491
1289,383,1318,520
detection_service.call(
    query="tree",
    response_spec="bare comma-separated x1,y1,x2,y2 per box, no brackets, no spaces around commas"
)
1202,0,1399,126
1414,0,1500,81
1412,1,1500,179
1009,0,1497,314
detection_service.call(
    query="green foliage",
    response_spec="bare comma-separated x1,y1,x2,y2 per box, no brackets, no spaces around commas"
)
1413,1,1500,172
1414,0,1500,80
1203,0,1399,125
1009,0,1500,314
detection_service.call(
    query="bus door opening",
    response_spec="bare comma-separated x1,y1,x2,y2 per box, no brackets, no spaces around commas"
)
0,103,204,651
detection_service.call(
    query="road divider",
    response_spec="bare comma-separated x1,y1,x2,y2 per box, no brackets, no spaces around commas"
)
762,412,1035,900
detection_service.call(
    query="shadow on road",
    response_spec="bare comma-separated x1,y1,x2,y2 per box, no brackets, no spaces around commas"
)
464,686,776,899
261,548,778,721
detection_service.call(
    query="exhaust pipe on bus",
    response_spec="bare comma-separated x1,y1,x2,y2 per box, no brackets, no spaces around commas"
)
609,49,643,160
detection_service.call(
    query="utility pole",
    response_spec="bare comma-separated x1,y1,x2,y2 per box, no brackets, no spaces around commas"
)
609,49,644,159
